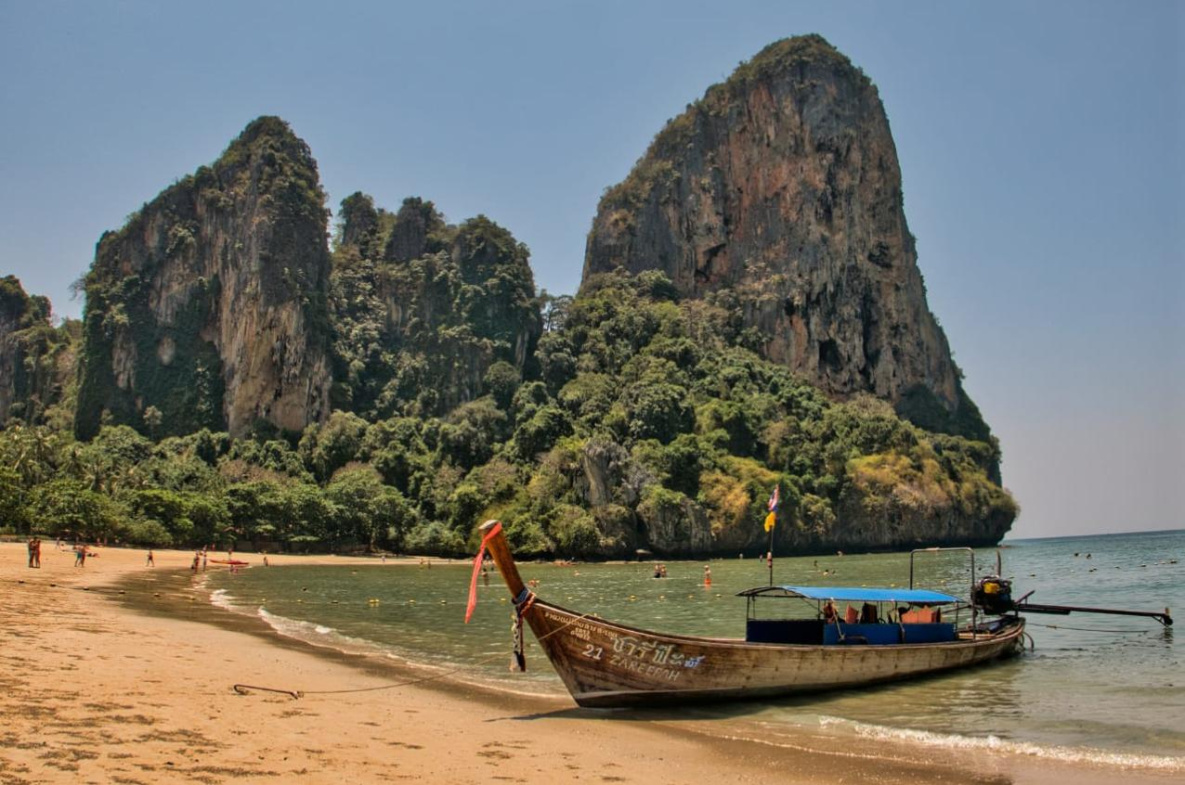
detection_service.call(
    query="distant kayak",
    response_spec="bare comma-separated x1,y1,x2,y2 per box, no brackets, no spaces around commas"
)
208,559,249,566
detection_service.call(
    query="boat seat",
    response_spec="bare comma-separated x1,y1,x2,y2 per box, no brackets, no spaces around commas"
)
900,608,938,624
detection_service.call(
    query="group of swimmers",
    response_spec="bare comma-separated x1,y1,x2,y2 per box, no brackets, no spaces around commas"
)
651,563,714,587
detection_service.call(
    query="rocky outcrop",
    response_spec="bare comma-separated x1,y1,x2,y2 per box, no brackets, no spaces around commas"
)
384,197,446,264
0,277,70,425
75,117,333,439
330,195,541,418
584,36,981,436
0,277,33,422
572,431,1013,558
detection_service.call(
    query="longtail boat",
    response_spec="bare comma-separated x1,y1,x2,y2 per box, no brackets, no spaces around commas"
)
475,520,1028,708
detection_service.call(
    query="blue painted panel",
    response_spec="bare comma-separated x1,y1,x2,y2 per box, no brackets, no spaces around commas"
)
900,623,957,643
822,623,900,645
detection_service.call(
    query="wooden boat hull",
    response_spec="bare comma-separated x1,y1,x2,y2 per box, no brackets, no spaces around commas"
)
523,599,1026,708
476,519,1025,709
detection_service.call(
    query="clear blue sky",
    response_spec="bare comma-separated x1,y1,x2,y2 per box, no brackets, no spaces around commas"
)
1,1,1181,539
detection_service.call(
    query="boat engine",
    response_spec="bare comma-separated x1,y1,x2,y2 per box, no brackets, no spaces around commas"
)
973,575,1015,615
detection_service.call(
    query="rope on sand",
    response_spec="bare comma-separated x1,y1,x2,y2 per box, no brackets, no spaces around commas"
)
233,602,598,699
232,648,516,700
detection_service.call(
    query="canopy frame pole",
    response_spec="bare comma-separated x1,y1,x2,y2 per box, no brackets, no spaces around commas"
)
910,547,977,640
767,525,775,587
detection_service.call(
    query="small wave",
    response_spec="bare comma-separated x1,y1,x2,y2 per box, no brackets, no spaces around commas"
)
255,608,356,649
819,716,1185,772
208,588,237,612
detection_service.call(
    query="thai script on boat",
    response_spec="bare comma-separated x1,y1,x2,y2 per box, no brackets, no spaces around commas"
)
543,610,598,642
542,610,707,676
613,636,704,669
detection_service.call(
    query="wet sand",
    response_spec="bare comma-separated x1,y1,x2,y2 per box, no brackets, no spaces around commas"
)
1,542,1174,784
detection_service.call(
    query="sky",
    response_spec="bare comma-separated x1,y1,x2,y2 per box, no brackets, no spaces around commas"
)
1,1,1181,539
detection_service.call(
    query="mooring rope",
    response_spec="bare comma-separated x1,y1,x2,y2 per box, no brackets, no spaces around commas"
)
537,612,594,641
233,647,517,699
233,600,598,699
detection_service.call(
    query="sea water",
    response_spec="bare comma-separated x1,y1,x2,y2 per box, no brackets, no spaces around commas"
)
205,529,1184,771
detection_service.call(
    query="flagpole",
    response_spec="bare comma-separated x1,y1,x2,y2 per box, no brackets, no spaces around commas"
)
765,483,779,587
767,521,775,587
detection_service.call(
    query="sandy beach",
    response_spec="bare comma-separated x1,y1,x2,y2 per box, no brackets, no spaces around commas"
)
1,542,1175,785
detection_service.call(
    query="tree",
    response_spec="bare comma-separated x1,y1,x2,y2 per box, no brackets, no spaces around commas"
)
326,465,416,551
30,479,125,542
299,411,369,481
143,405,163,439
0,466,31,533
483,361,521,411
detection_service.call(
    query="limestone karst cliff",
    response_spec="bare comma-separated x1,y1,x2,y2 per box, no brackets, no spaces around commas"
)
584,35,987,442
20,52,1013,558
329,193,541,420
75,117,333,439
0,276,72,425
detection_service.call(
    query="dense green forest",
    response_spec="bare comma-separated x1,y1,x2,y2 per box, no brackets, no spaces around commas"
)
2,247,1015,556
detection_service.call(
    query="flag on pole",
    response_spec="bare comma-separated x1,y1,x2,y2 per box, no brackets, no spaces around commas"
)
465,522,503,623
764,484,779,531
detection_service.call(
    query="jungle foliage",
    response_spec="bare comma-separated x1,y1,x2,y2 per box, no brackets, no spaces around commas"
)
3,263,1015,556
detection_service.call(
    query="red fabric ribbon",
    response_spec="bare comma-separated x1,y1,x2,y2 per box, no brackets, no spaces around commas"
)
465,522,502,623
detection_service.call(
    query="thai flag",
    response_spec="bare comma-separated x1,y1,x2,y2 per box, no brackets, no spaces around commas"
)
768,485,780,512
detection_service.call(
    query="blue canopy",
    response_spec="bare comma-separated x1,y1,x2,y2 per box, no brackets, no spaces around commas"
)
738,585,959,605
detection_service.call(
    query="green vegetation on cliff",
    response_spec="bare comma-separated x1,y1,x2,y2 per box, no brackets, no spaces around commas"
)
328,194,541,420
4,269,1014,556
0,276,77,428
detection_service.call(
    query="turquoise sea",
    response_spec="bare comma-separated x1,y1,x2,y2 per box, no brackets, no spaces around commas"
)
205,529,1184,773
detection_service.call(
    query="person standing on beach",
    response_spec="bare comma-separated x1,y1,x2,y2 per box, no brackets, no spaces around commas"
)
202,551,208,571
33,538,41,568
146,550,155,567
27,538,35,568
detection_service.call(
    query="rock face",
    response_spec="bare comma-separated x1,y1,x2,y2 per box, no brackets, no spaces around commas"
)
0,277,70,425
0,278,44,422
584,36,972,430
571,434,1012,558
75,117,333,439
329,194,541,419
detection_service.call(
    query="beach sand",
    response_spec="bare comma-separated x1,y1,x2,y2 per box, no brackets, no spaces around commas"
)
1,542,1174,785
